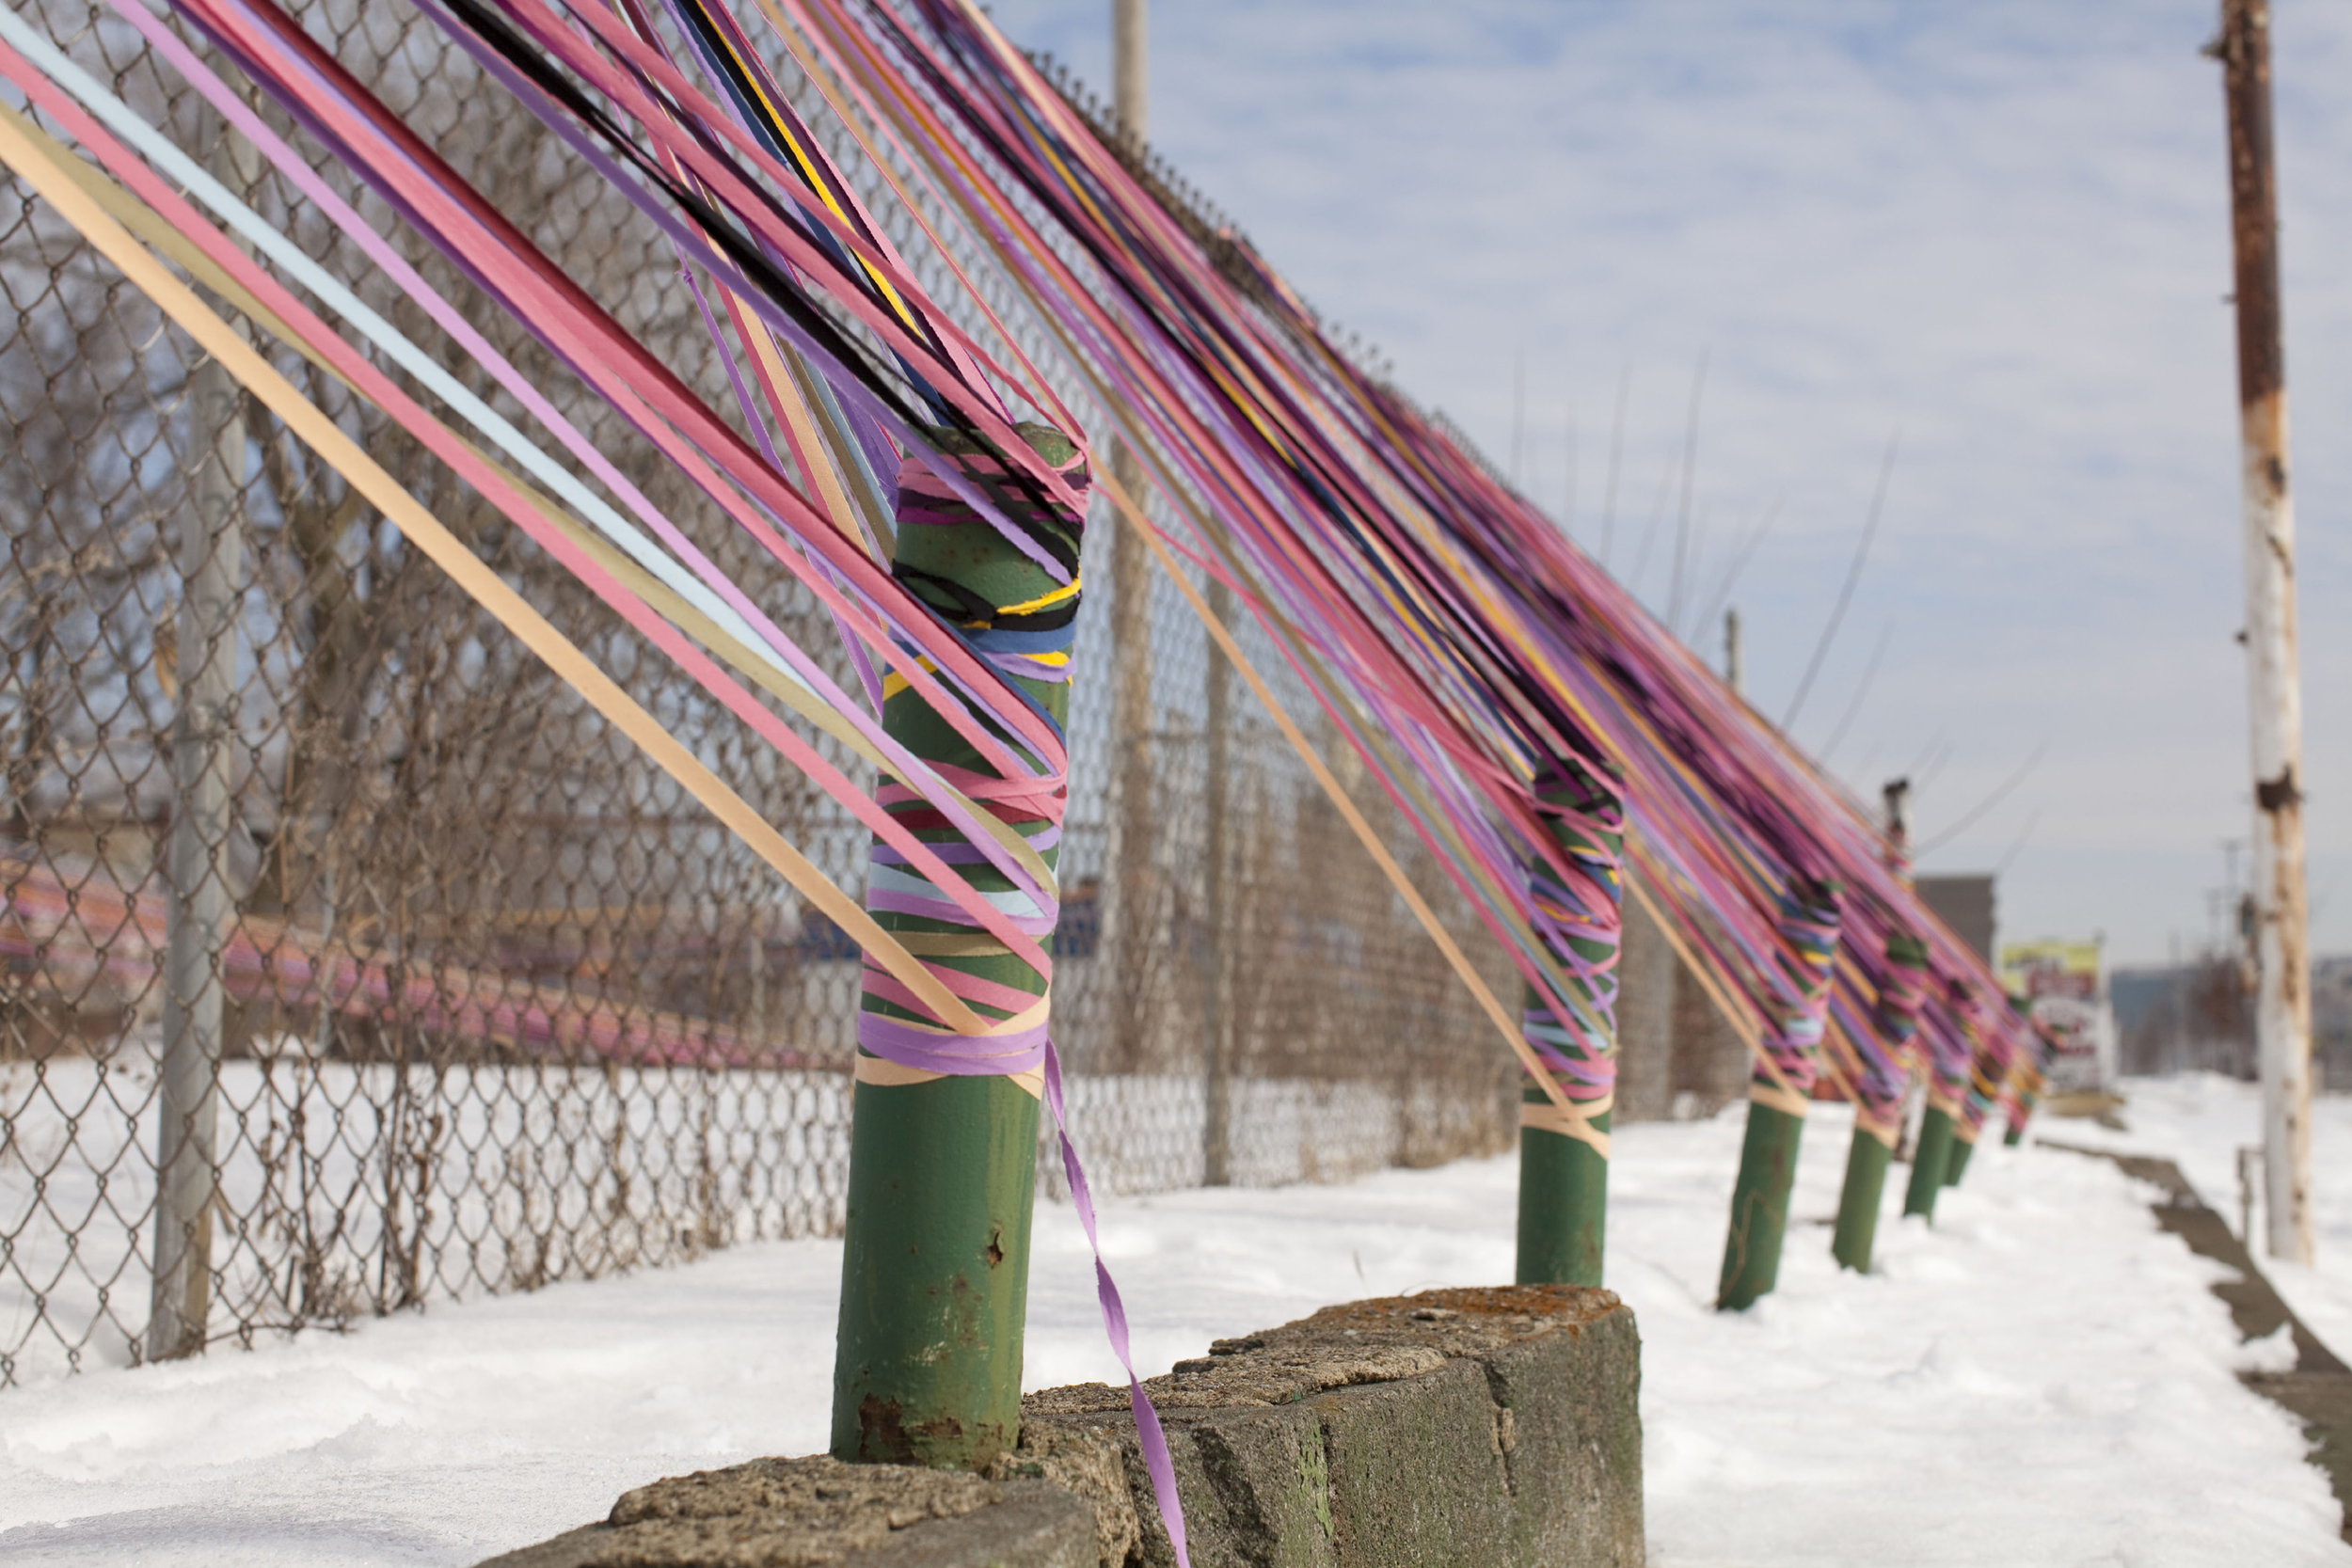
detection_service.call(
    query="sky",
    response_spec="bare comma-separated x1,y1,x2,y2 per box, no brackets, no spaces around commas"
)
980,0,2352,967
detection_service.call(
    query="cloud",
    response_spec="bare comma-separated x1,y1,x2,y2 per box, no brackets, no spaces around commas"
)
986,0,2352,961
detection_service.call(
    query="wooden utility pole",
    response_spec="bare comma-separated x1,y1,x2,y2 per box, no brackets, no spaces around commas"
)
1113,0,1147,151
1882,777,1911,886
2215,0,2312,1263
1723,607,1742,697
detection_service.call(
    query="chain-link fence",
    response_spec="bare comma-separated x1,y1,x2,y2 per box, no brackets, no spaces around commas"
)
0,0,1519,1386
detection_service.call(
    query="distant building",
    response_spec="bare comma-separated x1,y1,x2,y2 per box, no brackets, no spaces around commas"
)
2114,951,2352,1088
1915,874,1996,963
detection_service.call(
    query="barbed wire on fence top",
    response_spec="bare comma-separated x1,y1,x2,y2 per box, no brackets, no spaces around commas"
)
0,0,1515,1387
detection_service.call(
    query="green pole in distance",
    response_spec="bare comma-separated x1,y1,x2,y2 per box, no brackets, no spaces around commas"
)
1903,978,1977,1222
1832,1125,1895,1274
1944,1126,1978,1185
1719,876,1842,1312
1903,1103,1957,1218
1516,760,1626,1288
2005,1047,2048,1146
1720,1094,1806,1309
1944,1006,2010,1189
2003,1006,2050,1146
1833,932,1930,1274
832,424,1086,1472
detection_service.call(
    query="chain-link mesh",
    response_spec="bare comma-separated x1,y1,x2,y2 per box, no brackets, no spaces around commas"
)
0,0,1518,1388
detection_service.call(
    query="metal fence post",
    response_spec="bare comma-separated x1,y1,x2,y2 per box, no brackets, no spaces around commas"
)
148,277,248,1364
1108,445,1156,1072
1200,578,1235,1185
1107,0,1156,1078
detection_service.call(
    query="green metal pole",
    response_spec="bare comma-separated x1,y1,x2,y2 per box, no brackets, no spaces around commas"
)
1720,1097,1805,1308
832,424,1085,1471
1516,768,1624,1287
1832,932,1929,1274
1518,1101,1610,1284
1944,1016,2009,1189
1719,877,1841,1311
1942,1124,1978,1186
2003,1009,2049,1145
1902,1103,1956,1218
1831,1123,1895,1274
2005,1056,2046,1146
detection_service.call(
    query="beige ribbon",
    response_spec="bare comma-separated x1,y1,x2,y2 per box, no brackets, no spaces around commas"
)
1089,460,1601,1140
855,1053,1044,1101
1520,1087,1613,1158
1853,1108,1903,1149
1748,1079,1813,1119
0,104,1002,1041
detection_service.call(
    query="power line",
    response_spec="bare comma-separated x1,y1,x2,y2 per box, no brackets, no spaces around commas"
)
1599,365,1629,567
1817,620,1894,763
1626,451,1676,601
1783,430,1899,729
1666,351,1707,634
1560,404,1577,537
1696,495,1782,634
1915,738,1957,797
1994,810,2042,875
1915,740,2048,855
1509,350,1526,487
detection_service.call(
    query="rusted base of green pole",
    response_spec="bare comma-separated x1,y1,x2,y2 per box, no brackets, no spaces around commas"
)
832,1074,1041,1468
1517,1096,1608,1287
1903,1105,1956,1220
1831,1123,1894,1273
1718,1099,1804,1310
829,421,1079,1473
1943,1128,1978,1187
2004,1085,2041,1147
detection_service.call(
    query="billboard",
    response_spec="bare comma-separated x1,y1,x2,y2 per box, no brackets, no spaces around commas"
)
2001,938,2116,1095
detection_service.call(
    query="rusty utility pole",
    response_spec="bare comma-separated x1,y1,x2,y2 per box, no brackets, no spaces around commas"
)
1113,0,1147,152
2215,0,2312,1263
1882,777,1911,886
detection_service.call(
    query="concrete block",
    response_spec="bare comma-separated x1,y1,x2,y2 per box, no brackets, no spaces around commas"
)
1016,1284,1642,1568
478,1287,1641,1568
474,1454,1095,1568
1017,1386,1335,1568
1312,1356,1514,1566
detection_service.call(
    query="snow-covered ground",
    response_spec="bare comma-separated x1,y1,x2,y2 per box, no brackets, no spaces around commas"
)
0,1095,2342,1566
2054,1072,2352,1371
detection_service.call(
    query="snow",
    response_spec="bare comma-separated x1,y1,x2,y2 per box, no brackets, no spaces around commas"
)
2048,1071,2352,1374
0,1057,1422,1386
1,1095,2344,1566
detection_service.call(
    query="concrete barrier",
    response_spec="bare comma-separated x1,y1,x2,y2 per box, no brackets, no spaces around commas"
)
476,1455,1096,1567
479,1284,1643,1567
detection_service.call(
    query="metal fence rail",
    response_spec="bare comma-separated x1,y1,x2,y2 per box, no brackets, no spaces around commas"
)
0,0,1516,1386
